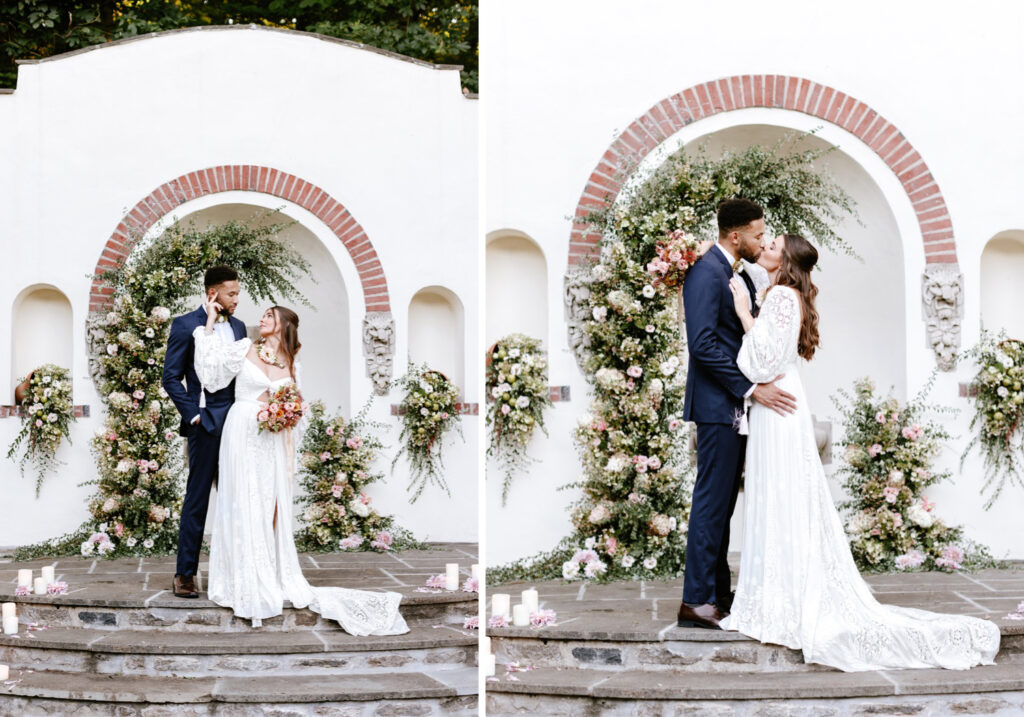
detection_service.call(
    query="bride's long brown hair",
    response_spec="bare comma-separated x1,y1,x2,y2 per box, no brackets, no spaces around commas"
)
774,234,820,361
270,306,301,379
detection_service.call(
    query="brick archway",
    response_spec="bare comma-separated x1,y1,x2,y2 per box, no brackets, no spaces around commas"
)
89,165,390,312
569,75,956,266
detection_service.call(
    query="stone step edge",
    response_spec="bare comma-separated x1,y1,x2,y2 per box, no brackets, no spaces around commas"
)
0,625,477,655
484,663,1024,701
0,667,478,704
0,590,478,610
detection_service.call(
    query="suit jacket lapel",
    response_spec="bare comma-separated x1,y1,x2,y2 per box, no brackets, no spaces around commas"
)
232,317,246,341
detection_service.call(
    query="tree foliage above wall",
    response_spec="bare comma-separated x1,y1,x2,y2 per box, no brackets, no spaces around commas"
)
1,0,478,92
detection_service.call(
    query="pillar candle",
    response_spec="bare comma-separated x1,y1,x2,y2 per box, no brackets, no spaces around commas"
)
491,593,511,618
2,617,17,635
482,652,496,677
470,564,480,579
521,588,539,614
33,578,46,596
16,570,31,588
512,603,529,626
40,566,55,584
0,665,8,680
0,604,14,620
444,563,459,591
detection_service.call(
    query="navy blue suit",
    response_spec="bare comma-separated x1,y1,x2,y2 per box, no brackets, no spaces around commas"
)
161,307,247,577
681,247,759,606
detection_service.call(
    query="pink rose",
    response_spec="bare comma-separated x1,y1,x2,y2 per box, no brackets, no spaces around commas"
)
875,412,886,424
133,390,145,400
627,365,643,378
326,427,334,436
35,419,43,427
648,456,662,470
346,437,363,450
605,536,618,555
883,486,899,504
501,404,511,415
320,451,331,462
269,403,280,413
258,411,270,422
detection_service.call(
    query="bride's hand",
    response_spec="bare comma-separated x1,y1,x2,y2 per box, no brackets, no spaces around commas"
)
729,277,751,317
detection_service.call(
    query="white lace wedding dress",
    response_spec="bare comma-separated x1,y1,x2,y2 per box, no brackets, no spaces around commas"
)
719,287,1000,671
192,327,409,635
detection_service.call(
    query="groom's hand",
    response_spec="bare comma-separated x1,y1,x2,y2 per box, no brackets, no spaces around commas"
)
751,376,797,416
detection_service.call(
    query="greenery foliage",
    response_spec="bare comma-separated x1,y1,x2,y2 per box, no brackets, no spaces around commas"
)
962,331,1024,508
15,215,311,560
392,364,463,503
835,376,994,572
7,364,76,496
296,400,422,553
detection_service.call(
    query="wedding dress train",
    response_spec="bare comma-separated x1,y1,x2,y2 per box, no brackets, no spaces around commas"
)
192,327,408,635
718,286,999,671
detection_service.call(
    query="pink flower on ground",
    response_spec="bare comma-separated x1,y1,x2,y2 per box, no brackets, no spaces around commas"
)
463,616,479,629
488,614,509,628
868,444,882,457
530,609,557,627
15,586,30,596
425,574,447,589
374,531,393,547
462,577,479,593
936,545,964,571
46,581,68,595
895,549,925,570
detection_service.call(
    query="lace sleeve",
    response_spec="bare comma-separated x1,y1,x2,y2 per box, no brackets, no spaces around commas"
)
191,326,251,393
737,287,801,383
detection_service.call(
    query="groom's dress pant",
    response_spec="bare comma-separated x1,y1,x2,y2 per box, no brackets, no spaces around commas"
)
682,422,745,606
176,423,220,577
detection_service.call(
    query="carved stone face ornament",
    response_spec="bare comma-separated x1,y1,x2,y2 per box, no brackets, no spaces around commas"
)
362,312,396,395
921,265,963,372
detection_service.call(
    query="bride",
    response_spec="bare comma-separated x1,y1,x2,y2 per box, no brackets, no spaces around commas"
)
718,234,999,671
192,298,408,635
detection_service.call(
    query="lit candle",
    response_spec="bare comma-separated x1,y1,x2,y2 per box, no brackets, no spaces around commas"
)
521,588,539,614
491,593,511,618
470,564,480,579
2,617,17,635
445,563,459,591
0,664,7,680
482,652,496,677
16,570,31,588
33,578,46,596
512,603,529,626
40,566,55,584
0,604,14,620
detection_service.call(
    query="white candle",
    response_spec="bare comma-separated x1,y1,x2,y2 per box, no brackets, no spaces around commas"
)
482,652,496,677
444,563,459,591
40,566,55,584
512,603,529,627
491,593,511,618
2,617,17,635
16,570,31,588
33,578,46,596
482,635,491,655
0,665,7,680
0,604,14,620
521,588,539,614
471,563,480,579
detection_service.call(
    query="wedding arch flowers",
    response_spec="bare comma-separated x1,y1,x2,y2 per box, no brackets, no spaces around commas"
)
835,376,993,572
296,400,420,553
7,364,76,495
486,334,553,504
962,332,1024,508
392,364,463,502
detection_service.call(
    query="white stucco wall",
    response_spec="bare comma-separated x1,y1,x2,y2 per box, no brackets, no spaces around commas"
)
0,26,478,546
483,0,1024,564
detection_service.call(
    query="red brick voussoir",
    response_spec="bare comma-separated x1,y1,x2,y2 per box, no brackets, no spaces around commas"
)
569,75,958,268
89,166,391,313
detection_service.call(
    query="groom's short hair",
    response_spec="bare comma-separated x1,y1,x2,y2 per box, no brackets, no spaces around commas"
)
204,265,238,289
717,198,764,237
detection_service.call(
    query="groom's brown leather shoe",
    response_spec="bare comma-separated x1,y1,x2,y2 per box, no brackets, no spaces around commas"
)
677,602,724,629
173,574,199,599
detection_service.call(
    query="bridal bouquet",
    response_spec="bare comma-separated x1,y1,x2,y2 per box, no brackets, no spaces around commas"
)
257,383,309,433
646,229,701,290
7,364,76,495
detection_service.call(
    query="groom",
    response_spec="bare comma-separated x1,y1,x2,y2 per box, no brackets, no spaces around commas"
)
678,199,796,629
162,265,247,599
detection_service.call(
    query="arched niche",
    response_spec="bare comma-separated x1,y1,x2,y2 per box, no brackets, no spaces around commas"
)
169,203,352,415
11,285,73,397
676,124,907,412
980,231,1024,338
407,286,465,395
486,230,548,348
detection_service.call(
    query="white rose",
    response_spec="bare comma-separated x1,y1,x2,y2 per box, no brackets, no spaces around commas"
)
621,555,635,568
584,537,596,549
420,407,430,416
47,413,58,422
509,348,520,359
643,557,658,570
592,306,608,322
42,375,52,384
515,396,530,409
907,504,934,528
583,560,607,578
349,500,370,518
143,539,154,549
80,541,94,556
144,327,155,338
659,361,676,377
562,561,580,579
106,344,118,356
126,537,137,547
642,285,655,298
591,264,610,281
151,307,171,321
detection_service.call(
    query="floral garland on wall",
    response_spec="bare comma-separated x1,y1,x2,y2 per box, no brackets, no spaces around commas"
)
836,376,994,571
392,364,463,503
491,135,858,583
962,332,1024,508
296,401,422,552
7,365,76,496
486,334,553,504
15,216,312,560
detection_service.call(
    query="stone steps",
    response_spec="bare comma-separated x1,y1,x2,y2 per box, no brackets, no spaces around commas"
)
485,663,1024,715
0,623,476,677
2,588,475,631
0,667,477,716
